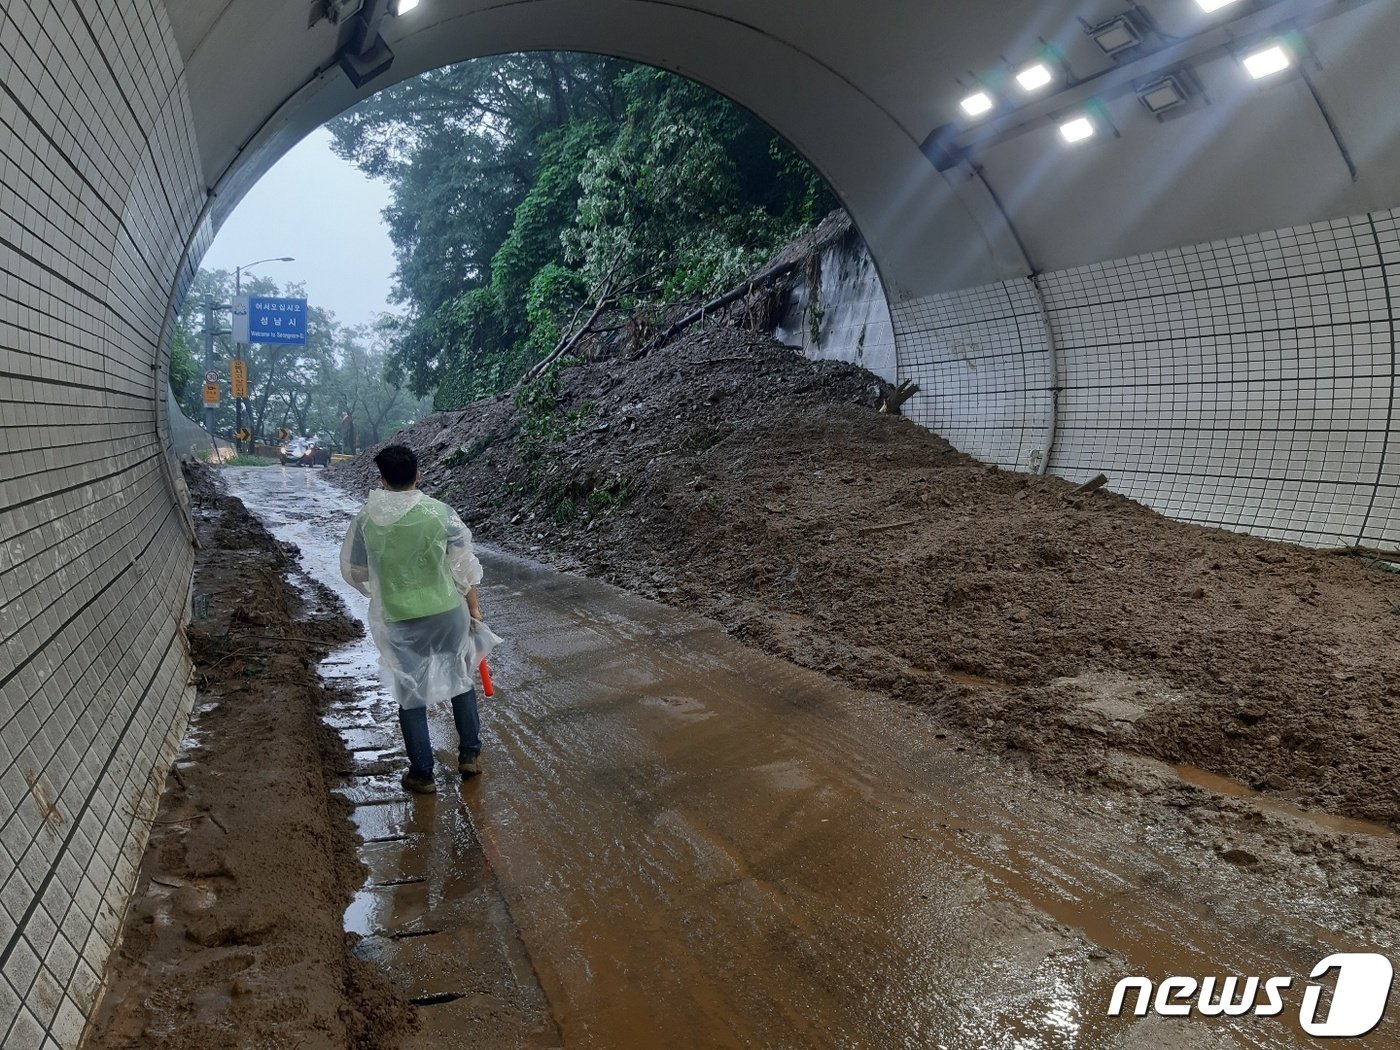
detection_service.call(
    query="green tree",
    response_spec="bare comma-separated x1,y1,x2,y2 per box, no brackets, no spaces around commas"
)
326,316,429,450
329,53,837,409
567,68,832,299
491,120,610,315
330,54,629,398
170,271,424,450
169,326,198,404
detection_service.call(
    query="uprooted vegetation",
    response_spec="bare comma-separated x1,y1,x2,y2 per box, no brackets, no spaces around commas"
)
329,326,1400,828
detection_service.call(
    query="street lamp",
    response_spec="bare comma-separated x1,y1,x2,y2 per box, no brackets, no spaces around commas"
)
236,256,295,296
233,256,294,450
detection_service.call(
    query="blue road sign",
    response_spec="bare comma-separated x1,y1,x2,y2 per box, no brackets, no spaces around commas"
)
236,296,308,345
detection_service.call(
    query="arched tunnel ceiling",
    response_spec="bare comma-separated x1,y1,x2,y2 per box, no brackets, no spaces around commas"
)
168,0,1400,302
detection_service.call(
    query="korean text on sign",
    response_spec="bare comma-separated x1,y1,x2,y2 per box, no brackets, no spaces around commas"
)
247,297,308,345
230,359,249,399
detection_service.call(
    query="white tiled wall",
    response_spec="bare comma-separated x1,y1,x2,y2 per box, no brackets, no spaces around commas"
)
0,0,203,1045
893,208,1400,549
894,278,1056,474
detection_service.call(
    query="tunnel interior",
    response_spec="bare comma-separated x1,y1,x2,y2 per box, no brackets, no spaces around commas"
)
2,0,1400,1043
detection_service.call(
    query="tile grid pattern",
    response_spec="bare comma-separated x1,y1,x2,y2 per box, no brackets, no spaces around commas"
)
0,0,204,1046
894,277,1056,473
893,209,1400,548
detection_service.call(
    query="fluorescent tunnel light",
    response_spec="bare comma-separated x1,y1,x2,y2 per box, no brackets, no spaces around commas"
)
1090,18,1142,55
1195,0,1241,11
394,0,420,13
1243,44,1291,79
1059,116,1096,143
1016,63,1054,92
960,92,994,117
1137,75,1189,115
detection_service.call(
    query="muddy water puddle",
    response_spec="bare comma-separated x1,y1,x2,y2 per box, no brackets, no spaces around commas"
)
1171,763,1399,840
225,468,1400,1049
229,467,557,1048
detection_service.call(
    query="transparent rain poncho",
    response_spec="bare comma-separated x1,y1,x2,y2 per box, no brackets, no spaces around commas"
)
340,489,500,710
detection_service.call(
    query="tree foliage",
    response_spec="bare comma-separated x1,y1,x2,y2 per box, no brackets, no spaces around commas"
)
328,53,836,409
171,269,427,451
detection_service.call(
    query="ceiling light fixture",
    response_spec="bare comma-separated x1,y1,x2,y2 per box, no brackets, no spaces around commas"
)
1195,0,1242,11
393,0,420,12
960,91,995,117
1136,74,1190,115
1242,43,1291,79
1088,15,1144,56
1015,63,1054,92
1059,116,1096,143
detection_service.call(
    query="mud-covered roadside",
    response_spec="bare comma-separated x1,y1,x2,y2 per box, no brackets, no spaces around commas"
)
84,466,416,1050
329,328,1400,829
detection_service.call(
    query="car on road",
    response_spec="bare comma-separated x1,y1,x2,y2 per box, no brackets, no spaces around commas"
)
279,437,332,467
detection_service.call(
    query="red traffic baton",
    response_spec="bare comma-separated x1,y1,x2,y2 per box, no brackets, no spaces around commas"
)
478,659,494,698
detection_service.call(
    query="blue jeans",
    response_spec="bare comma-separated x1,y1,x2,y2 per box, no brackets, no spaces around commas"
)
452,689,481,761
398,690,480,778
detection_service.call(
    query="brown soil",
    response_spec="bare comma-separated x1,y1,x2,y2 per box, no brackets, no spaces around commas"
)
329,327,1400,829
85,466,417,1049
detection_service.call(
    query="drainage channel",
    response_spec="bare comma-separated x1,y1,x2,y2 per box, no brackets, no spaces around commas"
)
228,467,559,1048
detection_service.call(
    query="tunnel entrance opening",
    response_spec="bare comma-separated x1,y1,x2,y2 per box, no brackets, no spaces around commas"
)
164,0,1400,552
170,50,881,467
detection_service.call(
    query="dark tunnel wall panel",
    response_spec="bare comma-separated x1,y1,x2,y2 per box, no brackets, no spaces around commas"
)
895,207,1399,549
0,0,201,1045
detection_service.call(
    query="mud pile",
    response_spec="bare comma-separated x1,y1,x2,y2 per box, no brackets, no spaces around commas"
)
86,466,416,1049
329,330,1400,828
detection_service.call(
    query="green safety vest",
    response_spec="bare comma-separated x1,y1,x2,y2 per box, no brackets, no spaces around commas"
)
359,501,462,622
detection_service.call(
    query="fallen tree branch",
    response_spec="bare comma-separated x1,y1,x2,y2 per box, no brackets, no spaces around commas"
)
521,293,614,384
697,355,757,366
857,518,921,535
879,379,919,415
1070,473,1109,497
1326,543,1400,560
520,243,631,386
1062,472,1110,507
638,255,806,357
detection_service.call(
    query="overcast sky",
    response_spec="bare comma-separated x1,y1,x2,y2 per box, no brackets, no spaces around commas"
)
201,127,398,329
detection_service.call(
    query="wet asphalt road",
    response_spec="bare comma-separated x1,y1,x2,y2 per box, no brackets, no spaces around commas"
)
226,466,1399,1050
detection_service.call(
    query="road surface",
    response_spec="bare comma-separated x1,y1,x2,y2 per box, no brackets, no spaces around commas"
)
227,466,1400,1049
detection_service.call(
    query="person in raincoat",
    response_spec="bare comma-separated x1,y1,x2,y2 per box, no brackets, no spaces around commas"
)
340,444,497,794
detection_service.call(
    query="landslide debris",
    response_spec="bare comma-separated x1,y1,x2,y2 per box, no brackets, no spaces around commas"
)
328,329,1400,828
85,466,416,1050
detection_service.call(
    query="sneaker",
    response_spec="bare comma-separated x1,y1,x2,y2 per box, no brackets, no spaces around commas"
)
458,755,482,777
401,771,437,795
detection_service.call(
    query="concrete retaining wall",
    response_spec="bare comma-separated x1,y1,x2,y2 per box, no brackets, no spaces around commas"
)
776,229,898,384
